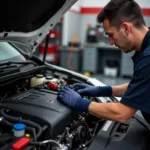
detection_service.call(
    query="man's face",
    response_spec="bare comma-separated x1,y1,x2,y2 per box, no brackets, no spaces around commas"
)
103,19,134,53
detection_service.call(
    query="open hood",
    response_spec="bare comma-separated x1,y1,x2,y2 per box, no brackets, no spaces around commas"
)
0,0,77,54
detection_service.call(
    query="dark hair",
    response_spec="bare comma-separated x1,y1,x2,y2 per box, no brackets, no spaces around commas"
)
97,0,146,28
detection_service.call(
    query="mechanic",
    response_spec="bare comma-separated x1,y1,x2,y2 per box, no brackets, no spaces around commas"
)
57,0,150,123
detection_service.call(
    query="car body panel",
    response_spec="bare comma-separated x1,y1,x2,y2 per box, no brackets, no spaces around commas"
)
0,0,77,54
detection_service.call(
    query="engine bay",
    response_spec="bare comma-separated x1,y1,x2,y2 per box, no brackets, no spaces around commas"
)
0,63,107,150
0,62,150,150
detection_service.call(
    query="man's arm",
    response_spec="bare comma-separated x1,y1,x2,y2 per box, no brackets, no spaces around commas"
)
112,83,129,97
88,102,136,123
58,86,136,122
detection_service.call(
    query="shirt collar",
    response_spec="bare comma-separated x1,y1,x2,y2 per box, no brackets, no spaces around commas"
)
140,28,150,52
132,28,150,63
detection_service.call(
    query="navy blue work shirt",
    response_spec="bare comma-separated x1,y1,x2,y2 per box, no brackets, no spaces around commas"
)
120,29,150,123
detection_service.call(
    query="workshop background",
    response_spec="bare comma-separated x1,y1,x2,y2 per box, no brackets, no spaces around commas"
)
37,0,150,86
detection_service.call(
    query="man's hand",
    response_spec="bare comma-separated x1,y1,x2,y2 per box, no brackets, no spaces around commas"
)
57,86,91,112
70,83,93,91
71,83,112,97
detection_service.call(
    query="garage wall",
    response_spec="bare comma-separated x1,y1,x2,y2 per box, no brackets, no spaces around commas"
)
81,0,110,7
79,16,150,44
63,0,150,45
80,15,96,44
80,0,150,8
62,1,81,46
62,11,81,46
79,0,150,44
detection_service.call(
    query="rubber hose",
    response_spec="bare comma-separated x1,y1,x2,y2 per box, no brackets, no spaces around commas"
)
1,109,42,138
1,119,37,141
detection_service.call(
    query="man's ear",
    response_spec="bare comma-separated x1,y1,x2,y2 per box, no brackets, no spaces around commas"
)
122,22,131,35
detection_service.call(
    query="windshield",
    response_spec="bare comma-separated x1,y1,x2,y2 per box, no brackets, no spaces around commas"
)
0,42,26,62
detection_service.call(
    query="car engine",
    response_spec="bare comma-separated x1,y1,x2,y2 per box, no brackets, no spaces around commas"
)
0,64,106,150
0,62,150,150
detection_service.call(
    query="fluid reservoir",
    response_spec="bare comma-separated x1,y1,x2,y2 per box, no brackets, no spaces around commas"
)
30,74,46,87
45,76,58,83
13,123,26,138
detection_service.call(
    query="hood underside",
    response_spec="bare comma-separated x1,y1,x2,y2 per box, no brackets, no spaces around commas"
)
0,0,77,54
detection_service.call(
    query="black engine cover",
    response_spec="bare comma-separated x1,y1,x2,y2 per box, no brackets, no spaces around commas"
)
2,88,76,138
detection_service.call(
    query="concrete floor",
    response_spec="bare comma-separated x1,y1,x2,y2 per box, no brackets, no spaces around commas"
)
91,74,131,86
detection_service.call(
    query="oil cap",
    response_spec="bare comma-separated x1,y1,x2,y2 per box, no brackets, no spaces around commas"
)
36,74,44,78
13,123,26,137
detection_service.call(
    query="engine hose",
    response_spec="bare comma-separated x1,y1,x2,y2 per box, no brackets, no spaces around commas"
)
0,109,42,138
1,118,37,142
2,119,13,127
29,127,36,142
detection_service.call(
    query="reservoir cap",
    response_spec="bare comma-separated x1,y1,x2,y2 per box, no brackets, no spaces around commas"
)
13,123,25,131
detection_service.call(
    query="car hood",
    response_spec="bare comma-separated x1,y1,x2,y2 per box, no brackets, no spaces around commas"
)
0,0,77,54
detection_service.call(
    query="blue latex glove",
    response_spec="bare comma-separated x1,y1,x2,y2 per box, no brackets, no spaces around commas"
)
70,83,93,91
57,86,91,112
71,83,112,97
70,83,93,90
